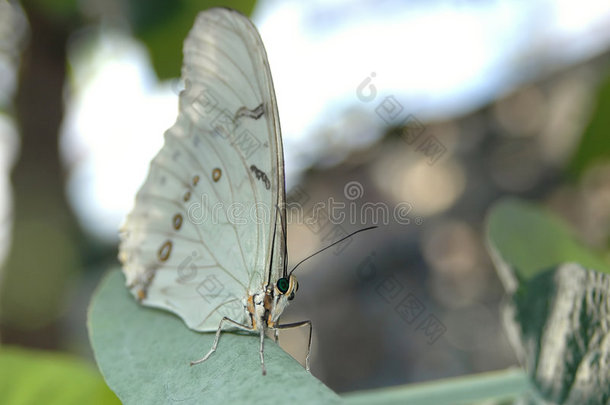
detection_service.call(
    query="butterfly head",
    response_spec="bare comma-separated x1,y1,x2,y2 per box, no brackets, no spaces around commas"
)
262,274,298,328
274,274,298,301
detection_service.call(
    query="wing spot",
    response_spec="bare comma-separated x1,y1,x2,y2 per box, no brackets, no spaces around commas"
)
192,175,200,186
235,103,265,120
250,165,271,190
172,213,183,230
212,168,222,182
183,191,191,202
158,240,172,262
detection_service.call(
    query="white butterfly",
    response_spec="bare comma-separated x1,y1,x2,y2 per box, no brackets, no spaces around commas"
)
118,8,310,375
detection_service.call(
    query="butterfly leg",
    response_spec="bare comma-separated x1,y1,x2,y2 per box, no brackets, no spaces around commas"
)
274,320,313,372
273,328,280,343
190,317,252,366
259,327,267,376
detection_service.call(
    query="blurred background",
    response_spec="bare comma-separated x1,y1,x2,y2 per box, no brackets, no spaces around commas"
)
1,0,610,396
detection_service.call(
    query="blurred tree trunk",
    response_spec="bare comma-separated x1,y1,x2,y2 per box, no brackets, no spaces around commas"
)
0,4,81,349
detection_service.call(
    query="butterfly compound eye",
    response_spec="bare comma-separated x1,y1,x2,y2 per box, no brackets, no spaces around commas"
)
276,277,290,294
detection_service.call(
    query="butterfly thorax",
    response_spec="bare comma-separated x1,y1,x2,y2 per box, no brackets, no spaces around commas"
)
246,274,298,330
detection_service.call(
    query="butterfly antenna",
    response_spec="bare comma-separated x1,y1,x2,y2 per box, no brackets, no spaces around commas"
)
279,204,289,278
288,226,378,277
267,209,280,287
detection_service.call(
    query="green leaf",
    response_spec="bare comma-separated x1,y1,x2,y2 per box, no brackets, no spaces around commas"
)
486,199,610,403
486,198,610,292
88,270,340,404
126,1,258,79
503,263,610,404
343,368,530,405
568,73,610,179
24,0,80,20
0,346,120,405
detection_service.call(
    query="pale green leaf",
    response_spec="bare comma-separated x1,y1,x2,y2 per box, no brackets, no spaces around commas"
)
486,197,610,293
343,368,530,405
88,269,340,405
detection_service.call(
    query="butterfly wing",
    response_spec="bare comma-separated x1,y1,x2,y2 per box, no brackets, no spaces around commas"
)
119,8,286,332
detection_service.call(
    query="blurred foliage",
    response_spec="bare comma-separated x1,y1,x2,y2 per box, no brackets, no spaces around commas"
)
20,0,258,79
0,346,120,404
506,264,610,405
487,199,610,404
486,198,610,284
1,0,81,332
0,218,79,329
569,72,610,178
127,0,257,79
22,0,80,20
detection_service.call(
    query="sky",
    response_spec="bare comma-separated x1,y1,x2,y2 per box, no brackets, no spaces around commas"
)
14,0,610,242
